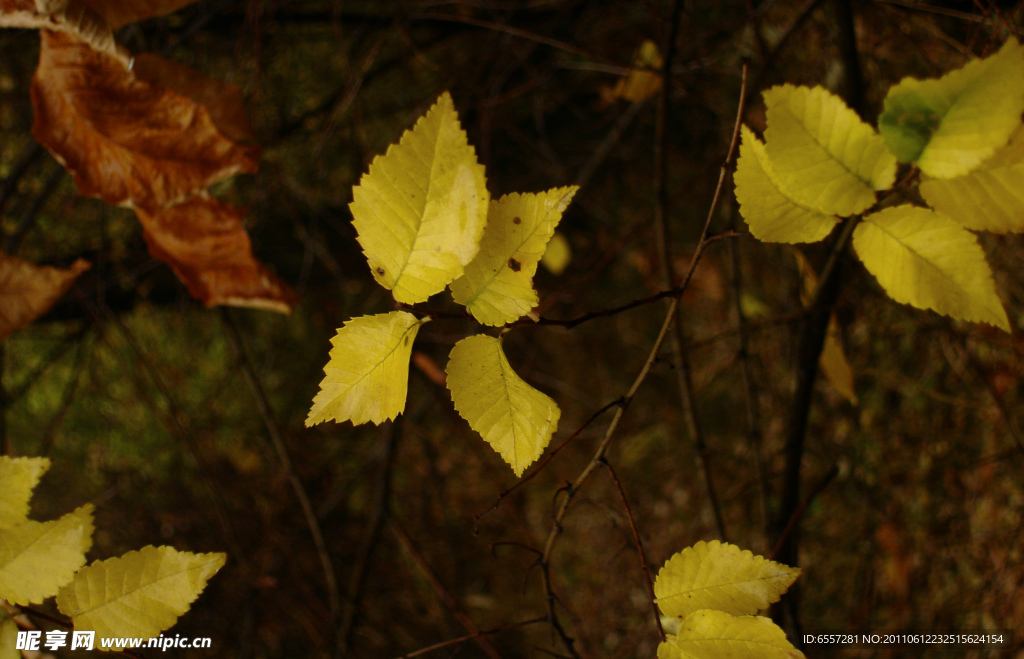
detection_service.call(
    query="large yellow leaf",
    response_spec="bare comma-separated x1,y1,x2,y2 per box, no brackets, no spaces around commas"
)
306,311,428,427
56,545,225,650
0,505,94,605
764,85,896,217
446,334,560,476
734,125,839,243
0,456,50,529
351,92,489,304
654,540,800,620
659,610,805,659
450,187,577,325
920,124,1024,233
853,206,1009,330
879,38,1024,179
794,252,857,404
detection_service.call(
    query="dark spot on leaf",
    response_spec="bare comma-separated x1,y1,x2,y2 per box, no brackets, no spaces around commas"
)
376,267,385,275
508,258,521,272
513,216,522,225
404,336,409,346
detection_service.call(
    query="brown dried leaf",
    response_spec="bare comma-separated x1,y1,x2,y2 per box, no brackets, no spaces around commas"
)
135,196,298,313
0,255,90,341
31,30,260,211
0,0,119,58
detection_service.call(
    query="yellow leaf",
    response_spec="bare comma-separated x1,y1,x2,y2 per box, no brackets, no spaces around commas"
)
0,456,50,529
612,40,663,103
450,187,577,325
446,334,560,476
764,85,896,216
351,92,489,303
541,231,572,275
654,540,800,619
920,123,1024,233
306,311,428,427
0,505,94,605
879,38,1024,178
793,252,857,404
734,125,839,243
0,610,18,659
853,206,1009,331
56,545,225,651
662,610,805,659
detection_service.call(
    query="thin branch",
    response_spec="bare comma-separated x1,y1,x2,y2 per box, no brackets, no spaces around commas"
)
768,464,839,561
395,616,547,659
389,518,503,659
602,460,664,641
219,310,341,622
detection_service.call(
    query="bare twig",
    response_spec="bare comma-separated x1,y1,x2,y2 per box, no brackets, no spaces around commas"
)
395,616,548,659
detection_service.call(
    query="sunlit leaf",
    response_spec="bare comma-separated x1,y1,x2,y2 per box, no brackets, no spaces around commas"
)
853,206,1009,330
31,30,260,211
446,334,560,477
541,231,572,275
135,196,298,313
0,254,90,342
794,251,857,404
734,125,839,243
660,610,805,659
613,40,663,103
450,187,576,325
0,505,94,605
306,311,428,427
879,38,1024,178
351,92,489,304
654,540,800,620
56,545,225,651
764,85,896,216
0,456,51,529
920,123,1024,232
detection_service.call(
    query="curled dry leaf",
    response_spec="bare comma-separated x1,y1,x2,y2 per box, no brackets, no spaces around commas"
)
136,196,299,313
31,30,261,211
0,254,90,341
0,0,119,58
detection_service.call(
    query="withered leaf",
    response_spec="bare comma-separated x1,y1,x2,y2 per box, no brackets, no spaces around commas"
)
135,195,298,314
31,30,260,211
0,255,90,341
0,0,118,57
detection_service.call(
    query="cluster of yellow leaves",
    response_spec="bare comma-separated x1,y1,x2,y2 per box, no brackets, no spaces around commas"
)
0,0,297,314
0,456,225,652
308,93,575,477
654,540,803,659
736,38,1024,335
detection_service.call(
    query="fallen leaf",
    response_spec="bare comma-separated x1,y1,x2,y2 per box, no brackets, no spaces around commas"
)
135,196,298,313
31,30,260,211
0,255,90,341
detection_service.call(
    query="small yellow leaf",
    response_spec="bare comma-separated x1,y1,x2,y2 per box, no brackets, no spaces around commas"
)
450,187,577,326
793,252,857,404
541,231,572,275
307,311,428,427
853,206,1009,331
351,92,489,304
734,125,840,243
56,545,225,651
612,40,663,103
920,123,1024,233
446,334,560,476
764,85,896,216
663,610,805,659
0,504,94,605
0,609,18,659
0,456,50,529
880,38,1024,178
654,540,800,620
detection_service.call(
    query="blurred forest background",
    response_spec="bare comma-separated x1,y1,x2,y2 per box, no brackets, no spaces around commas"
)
2,0,1024,657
